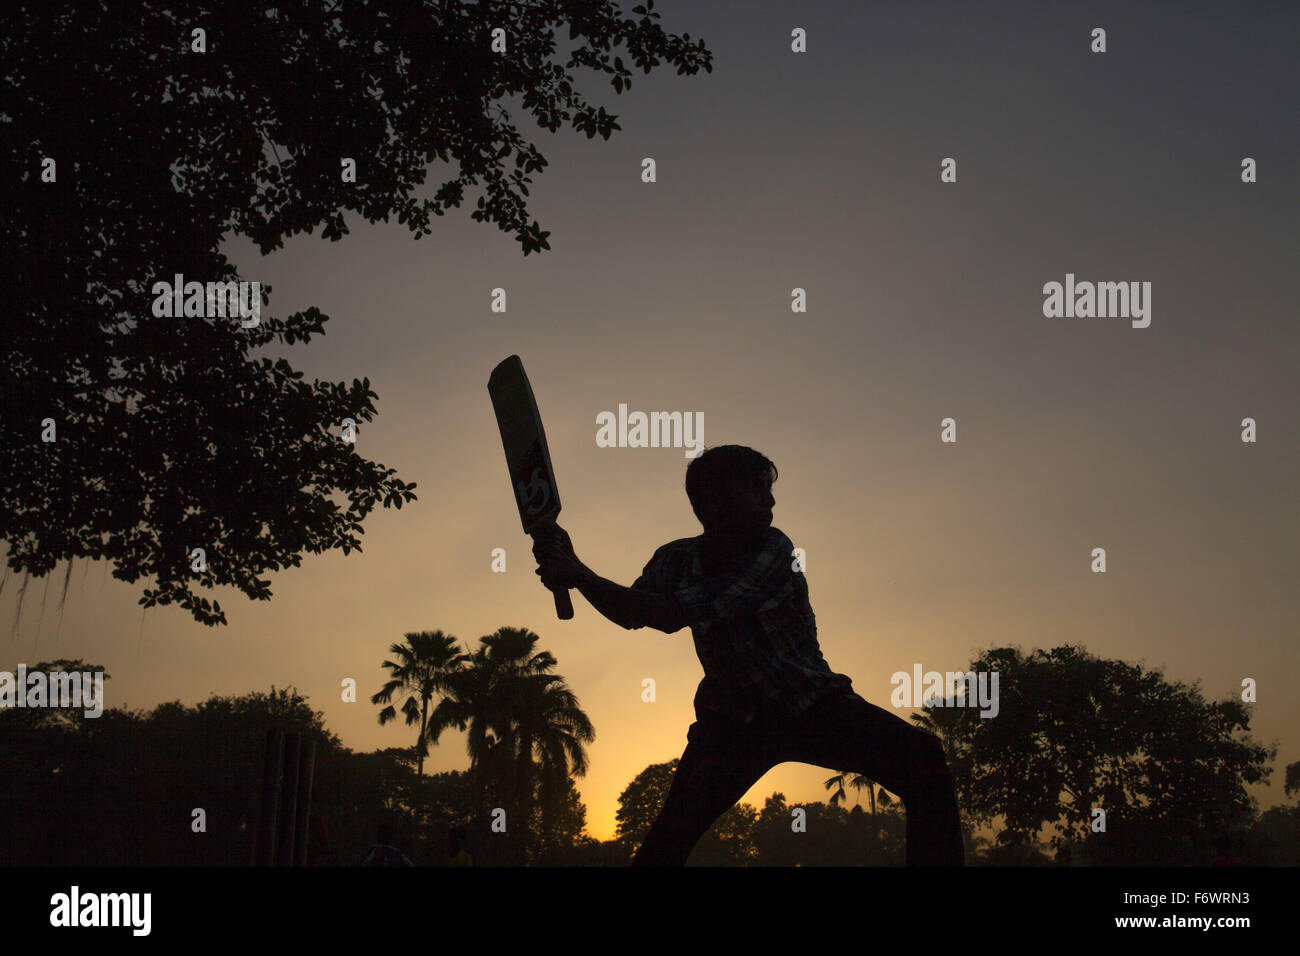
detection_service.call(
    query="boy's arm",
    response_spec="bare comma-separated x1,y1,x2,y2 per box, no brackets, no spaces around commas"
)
572,566,692,633
533,528,689,632
535,524,794,632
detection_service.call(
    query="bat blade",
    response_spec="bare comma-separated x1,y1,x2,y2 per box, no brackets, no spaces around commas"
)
488,355,574,620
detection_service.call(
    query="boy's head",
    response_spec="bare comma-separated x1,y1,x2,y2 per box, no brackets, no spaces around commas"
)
685,445,777,534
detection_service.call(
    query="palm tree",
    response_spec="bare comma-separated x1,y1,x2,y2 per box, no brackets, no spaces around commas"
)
371,630,469,776
824,771,890,815
512,668,594,858
824,770,853,808
432,627,594,864
909,703,964,745
431,652,509,855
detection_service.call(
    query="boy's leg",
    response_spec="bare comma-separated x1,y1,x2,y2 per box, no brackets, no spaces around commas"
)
630,714,775,866
778,692,964,866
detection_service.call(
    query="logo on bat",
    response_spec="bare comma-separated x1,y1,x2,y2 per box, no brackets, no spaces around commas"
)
516,467,553,515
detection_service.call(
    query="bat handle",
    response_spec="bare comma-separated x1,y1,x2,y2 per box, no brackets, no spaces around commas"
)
553,587,574,620
532,524,574,619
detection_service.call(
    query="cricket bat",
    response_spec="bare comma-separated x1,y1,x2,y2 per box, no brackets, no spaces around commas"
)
488,355,575,620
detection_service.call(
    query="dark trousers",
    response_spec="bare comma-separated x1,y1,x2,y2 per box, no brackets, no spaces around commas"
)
630,691,964,866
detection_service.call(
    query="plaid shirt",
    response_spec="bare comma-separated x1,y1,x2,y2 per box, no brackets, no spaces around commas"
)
632,527,852,723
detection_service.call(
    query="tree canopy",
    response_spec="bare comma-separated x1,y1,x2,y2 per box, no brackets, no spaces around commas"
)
1,1,713,624
913,644,1276,862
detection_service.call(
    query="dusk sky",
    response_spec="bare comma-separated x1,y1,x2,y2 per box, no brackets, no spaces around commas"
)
4,0,1296,843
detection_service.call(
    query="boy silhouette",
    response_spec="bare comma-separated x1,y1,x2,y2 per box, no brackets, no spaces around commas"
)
533,444,963,866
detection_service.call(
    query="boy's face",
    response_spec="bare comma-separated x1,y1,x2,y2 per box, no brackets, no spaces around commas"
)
705,472,774,535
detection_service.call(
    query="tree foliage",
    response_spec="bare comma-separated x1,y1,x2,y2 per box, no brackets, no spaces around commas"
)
612,757,759,865
614,758,677,851
431,626,594,864
751,793,906,866
1,1,712,624
0,679,341,864
371,629,468,775
613,764,909,866
913,644,1276,862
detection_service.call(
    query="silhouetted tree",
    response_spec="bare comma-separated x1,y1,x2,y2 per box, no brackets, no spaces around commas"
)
614,757,757,865
0,658,110,732
433,626,593,864
690,800,758,865
0,677,521,865
748,793,906,866
1,1,712,624
979,830,1054,867
530,775,593,864
372,630,468,775
913,644,1276,864
511,658,595,858
824,769,891,816
0,682,341,864
614,759,678,856
1246,804,1300,865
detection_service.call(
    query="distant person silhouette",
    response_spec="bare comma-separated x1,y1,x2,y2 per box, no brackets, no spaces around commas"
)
534,444,964,866
446,827,474,867
359,823,415,866
308,813,333,867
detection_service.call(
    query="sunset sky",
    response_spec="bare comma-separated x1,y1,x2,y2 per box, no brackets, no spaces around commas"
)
4,0,1297,844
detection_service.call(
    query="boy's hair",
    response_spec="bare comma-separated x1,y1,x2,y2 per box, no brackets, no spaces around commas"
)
685,445,778,523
